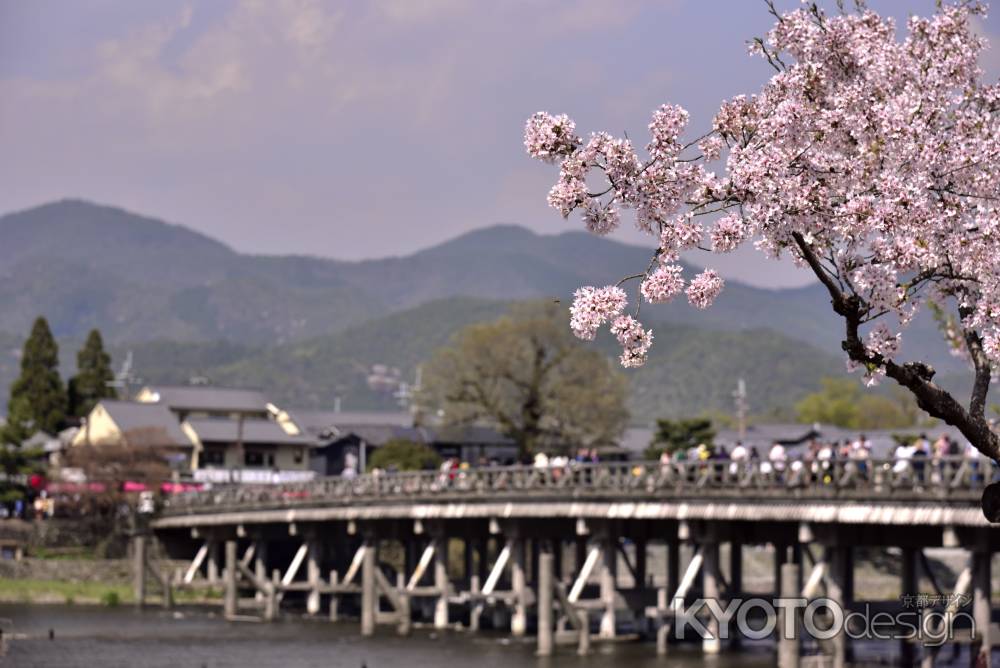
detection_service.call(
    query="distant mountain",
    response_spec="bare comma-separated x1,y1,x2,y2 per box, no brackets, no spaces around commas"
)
0,199,962,375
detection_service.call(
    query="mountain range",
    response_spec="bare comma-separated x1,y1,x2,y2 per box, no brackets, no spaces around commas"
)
0,199,970,422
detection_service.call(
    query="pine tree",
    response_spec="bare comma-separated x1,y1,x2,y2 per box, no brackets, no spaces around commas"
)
4,317,67,444
68,329,117,418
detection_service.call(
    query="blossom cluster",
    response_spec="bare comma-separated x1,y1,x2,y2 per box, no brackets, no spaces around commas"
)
525,3,1000,381
569,286,628,341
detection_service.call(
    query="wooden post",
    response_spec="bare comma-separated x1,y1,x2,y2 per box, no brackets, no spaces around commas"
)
656,586,669,655
307,539,322,615
511,538,527,636
133,535,147,608
464,539,475,584
254,540,268,602
667,541,680,599
537,551,554,657
477,537,489,583
778,562,800,668
207,540,220,584
635,538,647,589
329,570,339,622
729,541,742,597
433,536,449,629
599,538,617,639
224,540,237,619
973,549,993,668
774,542,788,598
469,574,481,631
531,539,540,586
361,544,375,636
826,546,848,668
575,537,587,574
397,572,411,636
263,578,277,621
702,541,721,655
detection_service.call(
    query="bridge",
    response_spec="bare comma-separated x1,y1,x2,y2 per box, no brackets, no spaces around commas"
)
142,458,1000,666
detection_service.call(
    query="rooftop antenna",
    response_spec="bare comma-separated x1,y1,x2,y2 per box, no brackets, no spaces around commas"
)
733,378,747,441
107,350,140,400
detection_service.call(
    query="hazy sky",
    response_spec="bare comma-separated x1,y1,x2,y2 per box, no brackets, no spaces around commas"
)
3,1,999,288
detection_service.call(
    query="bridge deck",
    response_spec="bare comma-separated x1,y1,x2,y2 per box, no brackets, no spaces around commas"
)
154,458,992,529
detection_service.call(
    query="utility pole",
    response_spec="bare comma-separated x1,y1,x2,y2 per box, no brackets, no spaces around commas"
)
733,378,747,441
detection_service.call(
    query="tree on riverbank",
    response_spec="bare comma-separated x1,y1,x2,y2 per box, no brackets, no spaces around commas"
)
367,439,441,472
68,329,117,418
418,303,628,459
4,317,67,445
523,3,1000,467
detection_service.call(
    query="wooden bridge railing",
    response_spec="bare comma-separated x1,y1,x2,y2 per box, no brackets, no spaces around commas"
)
160,456,993,516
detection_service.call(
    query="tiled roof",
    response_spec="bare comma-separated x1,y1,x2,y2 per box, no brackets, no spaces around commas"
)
184,417,316,446
288,410,412,436
100,400,193,448
139,385,270,413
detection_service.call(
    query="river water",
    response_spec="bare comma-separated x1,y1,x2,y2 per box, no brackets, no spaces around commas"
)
0,604,783,668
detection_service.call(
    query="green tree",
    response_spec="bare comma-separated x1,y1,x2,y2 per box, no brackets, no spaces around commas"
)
367,439,442,472
4,317,67,444
68,329,117,418
644,418,716,459
795,377,919,430
418,302,629,459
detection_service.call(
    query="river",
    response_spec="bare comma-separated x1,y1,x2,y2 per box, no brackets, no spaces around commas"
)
0,604,784,668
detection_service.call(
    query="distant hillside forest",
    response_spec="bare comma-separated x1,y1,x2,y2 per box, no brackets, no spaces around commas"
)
0,200,978,424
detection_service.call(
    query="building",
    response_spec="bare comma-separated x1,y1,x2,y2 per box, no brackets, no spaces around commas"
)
72,386,317,482
300,411,517,475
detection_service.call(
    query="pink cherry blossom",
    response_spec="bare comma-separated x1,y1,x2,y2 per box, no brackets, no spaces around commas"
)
525,2,1000,460
610,315,653,368
524,112,580,164
569,286,628,341
686,270,724,310
641,264,685,304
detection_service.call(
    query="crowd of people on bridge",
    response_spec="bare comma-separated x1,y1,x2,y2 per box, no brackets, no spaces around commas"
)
654,432,987,485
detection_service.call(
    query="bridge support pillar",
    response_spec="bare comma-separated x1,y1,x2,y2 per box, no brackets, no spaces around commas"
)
361,541,376,637
511,538,528,636
536,550,554,657
433,536,449,629
773,543,788,598
206,539,220,584
702,541,721,654
253,540,268,603
598,538,617,639
464,539,474,586
307,539,322,616
667,541,680,598
778,561,800,668
973,547,993,668
224,539,237,619
477,537,489,584
729,542,742,597
826,546,849,668
133,534,147,608
635,538,647,588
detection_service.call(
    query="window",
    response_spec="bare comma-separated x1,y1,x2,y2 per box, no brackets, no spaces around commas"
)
293,448,303,465
202,449,225,466
244,450,264,467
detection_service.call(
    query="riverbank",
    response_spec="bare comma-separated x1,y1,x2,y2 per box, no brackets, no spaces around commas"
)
0,557,219,606
0,577,221,606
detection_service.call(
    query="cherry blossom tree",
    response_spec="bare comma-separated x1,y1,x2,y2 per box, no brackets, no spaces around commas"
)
525,2,1000,462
